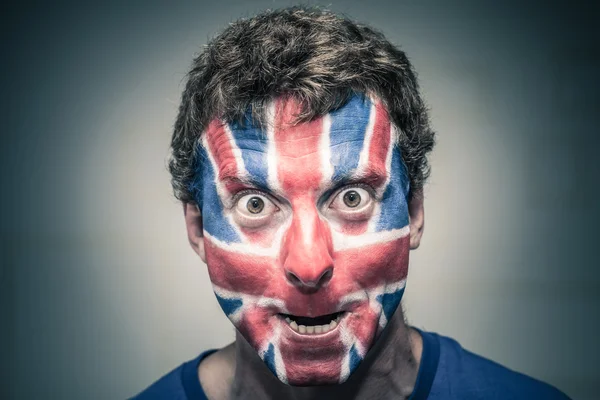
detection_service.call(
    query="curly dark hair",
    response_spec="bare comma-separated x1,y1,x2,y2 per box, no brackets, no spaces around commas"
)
169,6,435,203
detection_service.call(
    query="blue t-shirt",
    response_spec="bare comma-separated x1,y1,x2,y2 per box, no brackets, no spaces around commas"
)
132,330,570,399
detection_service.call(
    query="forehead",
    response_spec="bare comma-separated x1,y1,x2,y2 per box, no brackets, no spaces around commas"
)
201,95,397,193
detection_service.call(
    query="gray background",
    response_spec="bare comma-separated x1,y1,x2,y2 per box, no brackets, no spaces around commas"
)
1,1,598,399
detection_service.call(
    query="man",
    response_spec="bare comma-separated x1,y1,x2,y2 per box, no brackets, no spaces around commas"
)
135,7,569,400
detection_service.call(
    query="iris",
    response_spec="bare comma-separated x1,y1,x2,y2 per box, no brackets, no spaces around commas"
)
343,190,361,207
247,196,265,214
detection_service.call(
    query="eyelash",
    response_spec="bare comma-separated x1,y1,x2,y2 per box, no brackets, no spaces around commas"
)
231,188,278,207
327,183,378,207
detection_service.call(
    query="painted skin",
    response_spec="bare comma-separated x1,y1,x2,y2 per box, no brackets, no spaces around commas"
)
194,94,411,386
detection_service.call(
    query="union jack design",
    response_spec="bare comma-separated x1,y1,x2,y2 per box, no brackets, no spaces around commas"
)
193,94,411,385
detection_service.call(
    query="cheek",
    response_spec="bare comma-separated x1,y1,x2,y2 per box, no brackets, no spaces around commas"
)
236,307,277,349
239,226,274,247
334,235,410,286
203,241,276,295
329,218,370,236
238,215,287,247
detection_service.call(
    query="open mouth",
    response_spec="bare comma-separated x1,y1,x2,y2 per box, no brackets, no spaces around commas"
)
279,311,345,335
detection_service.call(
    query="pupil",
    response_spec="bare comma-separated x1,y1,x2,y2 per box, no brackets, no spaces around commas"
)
247,197,264,214
343,190,361,207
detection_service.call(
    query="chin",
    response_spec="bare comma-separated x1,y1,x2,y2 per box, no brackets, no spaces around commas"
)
287,372,343,386
236,303,382,386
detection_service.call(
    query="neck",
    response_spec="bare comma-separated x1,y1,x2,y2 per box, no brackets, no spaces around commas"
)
230,307,422,400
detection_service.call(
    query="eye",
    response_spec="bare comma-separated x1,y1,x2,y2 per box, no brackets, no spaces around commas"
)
234,192,278,227
246,196,265,214
342,190,361,208
329,186,375,219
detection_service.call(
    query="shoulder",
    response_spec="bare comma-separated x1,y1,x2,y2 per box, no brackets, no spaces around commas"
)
130,345,232,400
130,361,190,400
425,332,571,400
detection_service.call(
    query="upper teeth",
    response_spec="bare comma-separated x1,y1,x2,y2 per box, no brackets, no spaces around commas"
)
285,315,341,335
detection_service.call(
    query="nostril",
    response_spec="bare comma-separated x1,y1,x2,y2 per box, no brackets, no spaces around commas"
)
286,271,302,286
285,267,333,289
318,268,333,285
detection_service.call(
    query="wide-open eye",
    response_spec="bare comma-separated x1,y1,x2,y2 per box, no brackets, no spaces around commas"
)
329,187,375,220
234,192,278,227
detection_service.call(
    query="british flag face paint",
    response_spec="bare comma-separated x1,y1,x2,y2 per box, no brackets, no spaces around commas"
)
193,94,411,386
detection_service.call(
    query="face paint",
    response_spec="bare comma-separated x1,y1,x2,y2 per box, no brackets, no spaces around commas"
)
194,94,411,386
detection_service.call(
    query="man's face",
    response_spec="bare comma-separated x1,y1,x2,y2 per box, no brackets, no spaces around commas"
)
194,95,411,385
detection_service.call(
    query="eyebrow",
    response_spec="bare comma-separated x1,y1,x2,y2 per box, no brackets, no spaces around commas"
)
331,165,389,187
220,174,285,198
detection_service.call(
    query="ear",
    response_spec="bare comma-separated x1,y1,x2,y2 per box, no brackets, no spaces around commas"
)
183,202,206,263
408,190,425,250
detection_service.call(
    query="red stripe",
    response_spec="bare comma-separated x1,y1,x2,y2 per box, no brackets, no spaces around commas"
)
279,330,345,385
273,98,336,288
273,98,325,194
339,219,370,236
366,102,392,187
237,307,276,351
344,305,379,352
204,119,241,194
332,235,410,288
204,241,275,295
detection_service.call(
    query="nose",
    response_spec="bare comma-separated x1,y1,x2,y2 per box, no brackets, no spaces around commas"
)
281,202,334,292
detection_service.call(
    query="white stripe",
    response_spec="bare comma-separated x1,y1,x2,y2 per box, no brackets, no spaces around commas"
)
336,278,407,383
212,285,244,324
212,285,287,313
332,225,409,251
319,114,334,189
338,323,355,383
202,134,247,242
212,284,288,321
367,109,396,232
355,101,377,176
367,202,383,234
203,215,290,258
202,135,229,200
378,123,397,198
375,279,407,328
337,279,405,313
223,122,249,180
204,231,278,257
213,283,289,383
270,325,288,384
336,278,407,346
266,101,282,194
